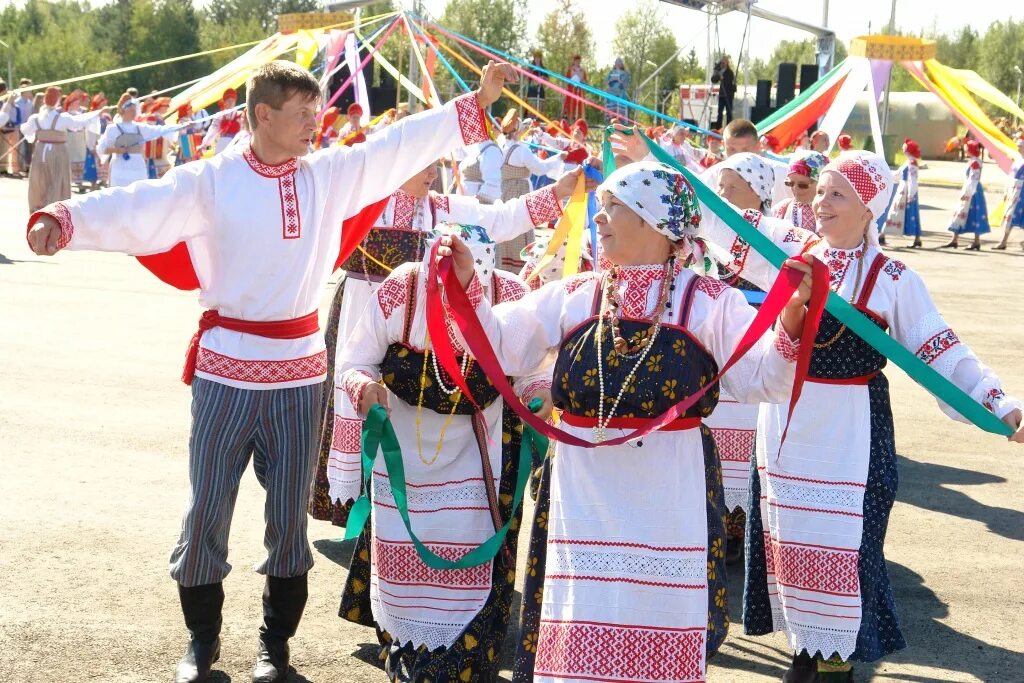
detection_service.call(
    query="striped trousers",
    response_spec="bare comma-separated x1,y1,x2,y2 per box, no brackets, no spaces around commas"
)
169,378,324,587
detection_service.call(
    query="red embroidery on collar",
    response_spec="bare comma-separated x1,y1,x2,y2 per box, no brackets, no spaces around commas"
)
243,145,298,178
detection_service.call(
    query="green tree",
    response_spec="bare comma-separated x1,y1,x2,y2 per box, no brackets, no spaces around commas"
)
534,0,594,119
610,0,678,120
977,20,1024,103
679,48,704,83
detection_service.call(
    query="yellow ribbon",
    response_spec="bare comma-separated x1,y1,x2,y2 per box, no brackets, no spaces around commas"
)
528,174,585,282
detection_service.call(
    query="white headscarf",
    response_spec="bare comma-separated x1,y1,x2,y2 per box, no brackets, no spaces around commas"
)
717,152,775,211
598,160,714,274
426,223,497,281
820,150,895,247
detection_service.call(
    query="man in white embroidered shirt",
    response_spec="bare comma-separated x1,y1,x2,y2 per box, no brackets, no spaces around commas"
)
26,59,515,683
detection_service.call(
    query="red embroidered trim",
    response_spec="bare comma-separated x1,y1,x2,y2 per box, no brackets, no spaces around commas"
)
194,349,327,384
710,428,755,461
915,328,961,365
563,272,595,295
524,186,563,226
694,276,729,300
546,538,704,553
766,533,860,596
495,274,528,303
377,271,411,319
983,387,1005,412
341,369,374,409
331,416,362,454
243,145,298,178
374,537,492,588
534,620,704,683
392,191,418,229
465,276,484,308
29,203,75,250
453,93,489,145
883,259,906,281
834,157,885,205
616,266,665,318
278,173,301,239
774,329,800,362
430,193,450,215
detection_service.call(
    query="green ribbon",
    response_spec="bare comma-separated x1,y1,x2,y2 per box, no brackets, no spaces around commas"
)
602,126,1011,437
344,399,550,569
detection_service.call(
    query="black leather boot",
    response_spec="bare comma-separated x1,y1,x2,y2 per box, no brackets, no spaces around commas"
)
252,573,308,683
175,582,224,683
782,650,819,683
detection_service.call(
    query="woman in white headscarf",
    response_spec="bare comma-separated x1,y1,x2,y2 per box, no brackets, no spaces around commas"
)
434,160,814,683
742,151,1024,682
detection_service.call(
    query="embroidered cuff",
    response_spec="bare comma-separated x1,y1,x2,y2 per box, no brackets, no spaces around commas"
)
519,379,552,402
453,92,489,146
525,186,563,226
340,369,376,410
27,203,75,251
981,387,1021,419
774,328,800,363
465,275,485,308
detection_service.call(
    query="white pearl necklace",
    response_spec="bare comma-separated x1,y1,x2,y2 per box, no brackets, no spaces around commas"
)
593,273,667,443
431,344,471,396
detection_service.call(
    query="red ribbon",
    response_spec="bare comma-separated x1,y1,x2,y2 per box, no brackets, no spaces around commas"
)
426,242,829,449
182,310,321,385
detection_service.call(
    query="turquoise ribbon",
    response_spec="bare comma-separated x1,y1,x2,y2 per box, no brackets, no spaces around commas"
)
603,126,1012,437
345,400,550,569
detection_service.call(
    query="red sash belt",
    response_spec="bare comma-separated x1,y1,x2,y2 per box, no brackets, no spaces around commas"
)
562,413,702,432
807,370,880,386
182,310,320,385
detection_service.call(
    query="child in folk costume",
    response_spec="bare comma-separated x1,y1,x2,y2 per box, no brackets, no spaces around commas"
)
337,225,553,682
740,151,1024,682
26,60,514,683
20,86,103,211
883,138,923,248
774,150,829,233
994,137,1024,250
311,164,583,527
943,139,989,250
97,96,178,188
200,88,244,154
433,160,813,683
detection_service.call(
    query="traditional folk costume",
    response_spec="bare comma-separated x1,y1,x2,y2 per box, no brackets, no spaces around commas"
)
458,140,503,204
605,58,631,122
174,104,204,166
741,151,1021,679
996,151,1024,248
701,153,818,526
64,93,89,188
28,90,493,681
201,90,244,155
562,57,587,120
337,227,552,681
495,133,567,271
83,95,108,186
20,88,101,211
883,140,922,246
465,162,802,683
317,107,341,149
773,150,829,233
97,109,178,188
312,183,566,526
947,141,989,246
338,103,368,146
143,98,174,178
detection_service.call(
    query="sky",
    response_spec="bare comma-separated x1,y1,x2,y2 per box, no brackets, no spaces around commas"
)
418,0,1014,67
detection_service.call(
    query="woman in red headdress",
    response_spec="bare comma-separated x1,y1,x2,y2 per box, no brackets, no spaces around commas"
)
19,86,103,210
883,138,923,247
942,139,989,250
200,87,243,155
561,54,587,120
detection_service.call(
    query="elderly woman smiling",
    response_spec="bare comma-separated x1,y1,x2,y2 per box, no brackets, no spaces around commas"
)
739,151,1024,683
436,160,813,683
773,150,829,232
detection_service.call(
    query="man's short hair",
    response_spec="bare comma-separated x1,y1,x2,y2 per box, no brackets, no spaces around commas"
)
19,78,31,86
723,118,758,140
126,87,139,97
246,60,321,129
